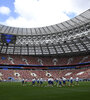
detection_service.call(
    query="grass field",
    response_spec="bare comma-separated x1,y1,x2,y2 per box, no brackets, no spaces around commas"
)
0,81,90,100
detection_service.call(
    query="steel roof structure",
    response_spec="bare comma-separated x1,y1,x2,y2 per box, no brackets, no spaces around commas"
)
0,9,90,55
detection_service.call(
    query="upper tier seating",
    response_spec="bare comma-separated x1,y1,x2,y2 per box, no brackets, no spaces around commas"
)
0,54,90,66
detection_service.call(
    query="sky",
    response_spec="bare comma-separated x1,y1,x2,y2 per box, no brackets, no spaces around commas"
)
0,0,90,28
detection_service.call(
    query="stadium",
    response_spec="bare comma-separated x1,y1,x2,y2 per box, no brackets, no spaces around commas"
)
0,7,90,100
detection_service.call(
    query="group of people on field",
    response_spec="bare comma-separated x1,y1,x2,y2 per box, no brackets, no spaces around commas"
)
22,77,79,87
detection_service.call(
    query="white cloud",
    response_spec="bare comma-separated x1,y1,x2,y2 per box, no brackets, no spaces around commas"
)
0,6,11,15
4,0,90,28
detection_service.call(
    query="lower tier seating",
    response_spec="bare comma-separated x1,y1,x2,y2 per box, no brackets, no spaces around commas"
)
0,68,90,81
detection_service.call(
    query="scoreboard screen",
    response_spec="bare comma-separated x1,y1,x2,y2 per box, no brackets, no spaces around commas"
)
1,34,16,44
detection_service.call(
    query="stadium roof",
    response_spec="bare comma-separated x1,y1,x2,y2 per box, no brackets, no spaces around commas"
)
0,9,90,56
0,9,90,35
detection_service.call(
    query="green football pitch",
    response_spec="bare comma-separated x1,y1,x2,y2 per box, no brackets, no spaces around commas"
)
0,81,90,100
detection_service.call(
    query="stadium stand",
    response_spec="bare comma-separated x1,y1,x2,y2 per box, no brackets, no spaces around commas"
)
0,68,90,81
0,54,90,65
